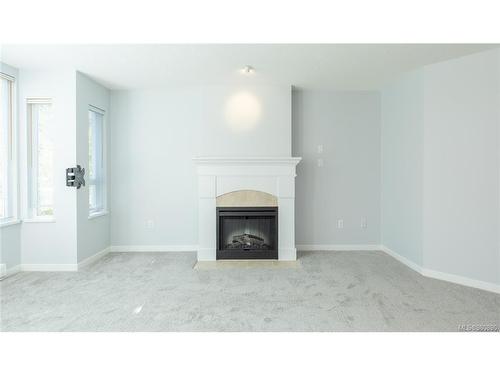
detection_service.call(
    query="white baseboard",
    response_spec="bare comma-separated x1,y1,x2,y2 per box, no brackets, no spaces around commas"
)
0,263,22,279
380,245,499,294
379,245,422,274
297,244,382,251
0,264,22,278
297,244,499,294
6,242,498,294
21,264,78,272
78,247,111,270
109,245,197,252
1,248,110,274
421,268,500,294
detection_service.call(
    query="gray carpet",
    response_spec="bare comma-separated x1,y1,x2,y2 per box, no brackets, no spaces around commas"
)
1,251,499,331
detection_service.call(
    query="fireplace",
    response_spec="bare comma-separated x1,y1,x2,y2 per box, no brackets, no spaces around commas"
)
193,157,301,261
216,207,278,259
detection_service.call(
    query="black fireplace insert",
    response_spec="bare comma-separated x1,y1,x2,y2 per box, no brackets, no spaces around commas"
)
216,206,278,260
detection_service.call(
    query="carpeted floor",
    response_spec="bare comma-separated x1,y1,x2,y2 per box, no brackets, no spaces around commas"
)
1,251,499,331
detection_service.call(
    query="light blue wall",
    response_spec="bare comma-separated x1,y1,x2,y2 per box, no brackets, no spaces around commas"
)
1,224,21,270
109,88,201,247
109,84,291,247
76,72,111,262
381,48,500,286
381,71,424,265
19,69,78,265
422,49,500,284
293,90,381,246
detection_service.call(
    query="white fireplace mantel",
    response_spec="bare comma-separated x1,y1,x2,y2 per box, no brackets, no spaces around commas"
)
193,156,302,166
193,156,301,261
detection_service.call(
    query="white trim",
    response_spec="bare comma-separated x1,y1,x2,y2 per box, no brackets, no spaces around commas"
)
26,97,52,104
0,248,111,274
6,243,497,293
297,244,499,294
88,210,109,220
21,264,78,272
23,217,55,223
380,245,422,273
6,265,21,277
78,246,110,269
88,104,105,115
0,219,21,228
0,74,19,224
421,268,500,295
380,245,499,294
193,157,302,166
297,244,382,251
109,245,197,252
0,264,21,279
0,72,15,81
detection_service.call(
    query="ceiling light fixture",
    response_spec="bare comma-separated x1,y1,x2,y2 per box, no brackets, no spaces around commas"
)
241,65,255,74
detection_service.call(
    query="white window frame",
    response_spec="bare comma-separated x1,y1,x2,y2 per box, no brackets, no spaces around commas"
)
88,105,107,218
26,98,54,222
0,72,19,227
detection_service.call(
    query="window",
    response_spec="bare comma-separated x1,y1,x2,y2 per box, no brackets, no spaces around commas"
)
88,106,106,216
0,73,16,223
27,99,54,219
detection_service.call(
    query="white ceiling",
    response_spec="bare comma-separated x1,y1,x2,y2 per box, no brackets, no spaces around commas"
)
1,44,497,90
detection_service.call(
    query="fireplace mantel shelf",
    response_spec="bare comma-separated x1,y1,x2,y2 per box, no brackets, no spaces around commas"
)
193,156,302,166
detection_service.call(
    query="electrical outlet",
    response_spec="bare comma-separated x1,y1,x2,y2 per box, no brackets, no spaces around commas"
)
361,217,367,229
317,158,324,167
317,144,323,154
337,219,344,229
146,219,155,229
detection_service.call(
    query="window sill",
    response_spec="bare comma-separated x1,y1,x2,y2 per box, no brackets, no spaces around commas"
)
0,219,22,228
88,211,109,220
24,217,56,223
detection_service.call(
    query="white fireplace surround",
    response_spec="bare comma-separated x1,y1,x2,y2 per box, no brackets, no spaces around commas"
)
193,157,302,261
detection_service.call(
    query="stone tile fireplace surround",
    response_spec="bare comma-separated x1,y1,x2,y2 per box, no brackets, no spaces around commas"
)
193,157,301,261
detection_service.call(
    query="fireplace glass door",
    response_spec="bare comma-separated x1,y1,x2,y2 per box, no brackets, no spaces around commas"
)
217,207,278,259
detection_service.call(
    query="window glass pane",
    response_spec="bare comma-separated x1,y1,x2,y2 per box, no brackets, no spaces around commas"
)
88,111,96,181
88,108,105,214
36,103,53,216
27,101,54,218
0,77,12,220
89,184,96,210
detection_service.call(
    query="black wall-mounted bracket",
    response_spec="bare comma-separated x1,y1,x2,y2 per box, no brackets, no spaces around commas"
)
66,165,86,189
